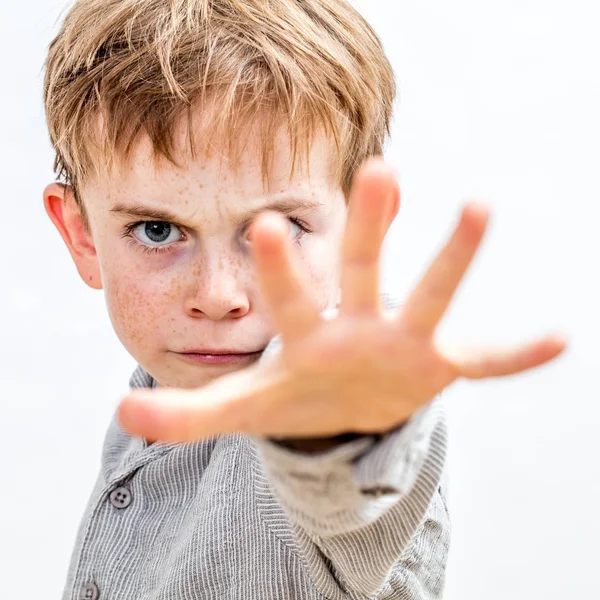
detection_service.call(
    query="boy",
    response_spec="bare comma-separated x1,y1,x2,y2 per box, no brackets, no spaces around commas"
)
42,1,566,598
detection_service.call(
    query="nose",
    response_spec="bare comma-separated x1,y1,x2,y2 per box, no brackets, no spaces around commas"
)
183,249,250,321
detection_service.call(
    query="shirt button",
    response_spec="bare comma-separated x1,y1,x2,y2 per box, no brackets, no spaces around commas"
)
109,486,132,509
80,582,99,600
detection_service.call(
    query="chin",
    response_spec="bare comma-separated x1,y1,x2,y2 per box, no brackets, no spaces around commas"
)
152,362,251,390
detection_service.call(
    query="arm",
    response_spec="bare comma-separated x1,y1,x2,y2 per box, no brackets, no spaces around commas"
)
249,296,450,598
250,398,448,598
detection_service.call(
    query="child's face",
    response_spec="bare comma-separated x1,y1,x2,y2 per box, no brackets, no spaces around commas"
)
45,125,347,389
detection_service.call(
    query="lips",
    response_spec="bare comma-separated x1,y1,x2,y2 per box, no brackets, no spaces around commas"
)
176,349,265,366
180,348,264,355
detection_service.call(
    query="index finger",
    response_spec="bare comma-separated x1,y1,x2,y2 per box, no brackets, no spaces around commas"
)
249,212,322,344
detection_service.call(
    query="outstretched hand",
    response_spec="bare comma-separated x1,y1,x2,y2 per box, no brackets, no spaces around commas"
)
118,158,567,443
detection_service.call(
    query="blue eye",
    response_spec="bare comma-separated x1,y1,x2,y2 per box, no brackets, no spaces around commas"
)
288,219,302,239
131,221,183,247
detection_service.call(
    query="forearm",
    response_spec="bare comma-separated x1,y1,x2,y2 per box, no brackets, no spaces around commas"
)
252,397,448,597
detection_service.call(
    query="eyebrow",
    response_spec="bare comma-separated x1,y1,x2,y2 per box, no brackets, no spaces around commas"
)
109,197,324,226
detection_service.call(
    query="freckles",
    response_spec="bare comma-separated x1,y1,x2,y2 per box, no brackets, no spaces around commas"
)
164,274,185,299
301,250,339,309
107,266,177,348
227,256,242,277
110,283,154,345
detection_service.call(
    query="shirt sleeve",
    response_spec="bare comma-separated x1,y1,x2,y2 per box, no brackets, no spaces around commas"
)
248,294,450,599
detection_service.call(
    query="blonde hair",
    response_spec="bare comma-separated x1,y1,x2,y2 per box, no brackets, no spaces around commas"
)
44,0,396,227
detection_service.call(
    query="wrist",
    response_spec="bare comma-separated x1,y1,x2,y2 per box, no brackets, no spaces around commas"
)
269,432,370,453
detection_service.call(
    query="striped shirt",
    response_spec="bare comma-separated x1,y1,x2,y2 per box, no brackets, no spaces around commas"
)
62,294,450,599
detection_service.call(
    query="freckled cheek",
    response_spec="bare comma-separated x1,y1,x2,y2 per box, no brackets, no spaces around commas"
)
102,264,177,349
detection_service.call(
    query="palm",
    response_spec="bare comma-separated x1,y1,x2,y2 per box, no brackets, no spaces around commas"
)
244,315,453,436
119,158,567,442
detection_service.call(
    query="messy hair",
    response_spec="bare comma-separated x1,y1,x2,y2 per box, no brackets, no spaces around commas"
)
44,0,396,229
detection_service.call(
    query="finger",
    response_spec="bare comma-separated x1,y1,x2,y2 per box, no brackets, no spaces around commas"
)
401,201,490,336
118,387,219,442
448,333,568,380
118,363,274,442
340,158,400,315
249,212,321,343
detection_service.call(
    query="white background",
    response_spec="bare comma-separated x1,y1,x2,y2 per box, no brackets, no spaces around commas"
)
0,1,597,598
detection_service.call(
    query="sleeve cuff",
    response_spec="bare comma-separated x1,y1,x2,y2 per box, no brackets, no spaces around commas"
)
249,396,442,536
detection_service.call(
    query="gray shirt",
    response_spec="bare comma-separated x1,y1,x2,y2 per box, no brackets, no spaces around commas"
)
62,294,450,600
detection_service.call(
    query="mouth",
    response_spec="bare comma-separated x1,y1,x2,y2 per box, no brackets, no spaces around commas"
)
176,349,265,366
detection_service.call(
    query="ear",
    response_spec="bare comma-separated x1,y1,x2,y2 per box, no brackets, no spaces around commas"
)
43,183,103,290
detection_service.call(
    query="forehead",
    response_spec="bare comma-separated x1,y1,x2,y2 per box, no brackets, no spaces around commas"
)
89,110,339,203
